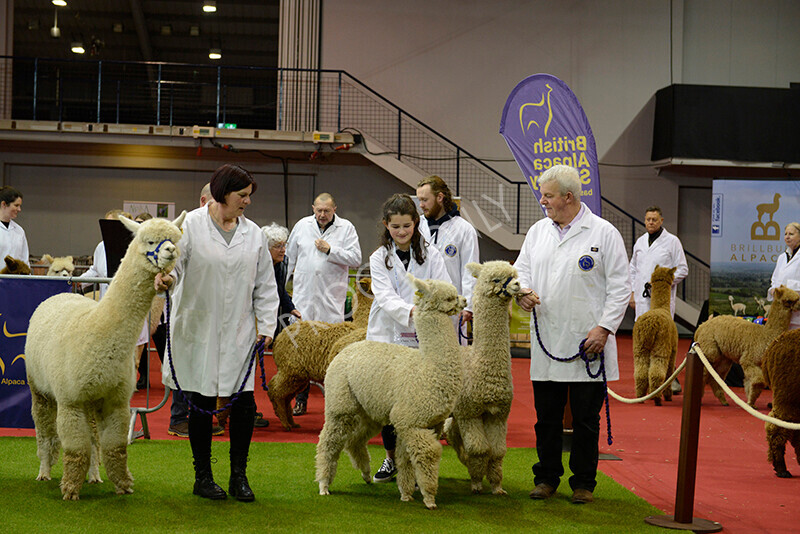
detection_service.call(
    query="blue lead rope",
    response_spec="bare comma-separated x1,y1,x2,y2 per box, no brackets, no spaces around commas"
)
531,308,613,446
165,291,268,416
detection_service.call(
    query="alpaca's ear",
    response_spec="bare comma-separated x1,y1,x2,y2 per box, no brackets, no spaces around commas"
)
466,262,481,278
119,215,140,235
173,210,187,229
66,256,73,262
358,276,373,296
668,267,677,276
4,255,14,268
42,254,54,264
408,274,430,294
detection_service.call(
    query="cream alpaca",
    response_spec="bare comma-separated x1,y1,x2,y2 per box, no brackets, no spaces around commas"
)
267,277,373,430
443,261,521,495
25,213,186,500
694,285,800,407
632,265,678,406
316,275,465,510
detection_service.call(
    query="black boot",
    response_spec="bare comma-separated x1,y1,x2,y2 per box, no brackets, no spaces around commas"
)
193,461,227,500
229,455,255,502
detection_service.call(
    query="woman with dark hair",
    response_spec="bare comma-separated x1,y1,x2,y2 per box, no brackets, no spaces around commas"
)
156,164,278,502
0,186,29,267
366,193,452,483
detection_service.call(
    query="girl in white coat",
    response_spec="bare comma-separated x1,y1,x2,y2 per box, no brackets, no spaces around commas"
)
768,222,800,329
157,164,278,502
367,193,452,483
0,187,29,267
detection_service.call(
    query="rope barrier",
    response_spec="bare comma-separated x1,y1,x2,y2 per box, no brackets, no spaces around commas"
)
691,343,800,430
607,358,688,404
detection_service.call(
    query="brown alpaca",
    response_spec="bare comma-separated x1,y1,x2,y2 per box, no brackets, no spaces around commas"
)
762,329,800,478
694,286,800,407
267,278,373,430
632,265,678,406
1,255,31,274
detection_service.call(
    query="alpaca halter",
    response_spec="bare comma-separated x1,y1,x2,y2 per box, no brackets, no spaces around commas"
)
497,276,516,297
531,307,613,446
145,238,175,268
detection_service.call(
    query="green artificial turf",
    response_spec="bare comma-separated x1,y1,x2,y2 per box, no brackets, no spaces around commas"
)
0,437,665,533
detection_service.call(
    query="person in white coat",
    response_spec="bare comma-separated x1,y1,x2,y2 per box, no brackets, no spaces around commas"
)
768,222,800,330
0,186,29,267
368,193,452,483
515,165,630,505
156,164,278,502
629,206,688,320
416,175,479,345
285,192,361,415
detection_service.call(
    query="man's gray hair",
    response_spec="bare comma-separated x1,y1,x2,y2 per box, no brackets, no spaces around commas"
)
262,222,289,248
537,165,582,198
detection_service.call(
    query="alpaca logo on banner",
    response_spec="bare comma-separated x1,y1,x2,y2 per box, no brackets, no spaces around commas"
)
500,73,601,215
751,193,781,240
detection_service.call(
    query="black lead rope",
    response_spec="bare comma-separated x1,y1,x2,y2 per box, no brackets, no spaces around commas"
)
164,291,268,416
531,307,613,446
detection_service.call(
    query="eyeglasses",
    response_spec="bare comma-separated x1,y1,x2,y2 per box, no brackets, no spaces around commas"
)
271,243,287,250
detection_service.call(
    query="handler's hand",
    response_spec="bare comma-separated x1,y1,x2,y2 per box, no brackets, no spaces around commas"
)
291,309,302,319
516,288,540,312
155,272,173,292
315,239,331,254
459,310,473,323
583,326,610,354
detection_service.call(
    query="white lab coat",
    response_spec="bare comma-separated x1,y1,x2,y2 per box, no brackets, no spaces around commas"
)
366,243,452,344
0,220,29,266
629,228,688,320
164,206,279,396
286,214,361,323
514,204,630,382
769,249,800,329
419,215,479,310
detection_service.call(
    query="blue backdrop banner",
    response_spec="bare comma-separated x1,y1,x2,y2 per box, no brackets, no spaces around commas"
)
500,73,601,215
0,278,71,428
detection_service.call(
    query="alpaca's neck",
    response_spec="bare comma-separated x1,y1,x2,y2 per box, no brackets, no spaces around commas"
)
650,282,672,310
352,293,372,329
766,302,794,332
92,254,157,341
415,309,461,362
471,295,511,364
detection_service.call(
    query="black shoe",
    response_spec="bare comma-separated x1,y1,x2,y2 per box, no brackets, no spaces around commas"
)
229,463,255,502
254,414,270,428
193,473,227,500
372,458,397,483
293,400,307,416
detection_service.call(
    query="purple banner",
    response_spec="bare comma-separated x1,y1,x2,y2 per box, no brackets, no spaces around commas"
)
500,73,601,215
0,278,71,428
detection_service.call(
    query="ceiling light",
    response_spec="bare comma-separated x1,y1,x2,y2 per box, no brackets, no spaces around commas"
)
50,9,61,38
203,1,217,13
160,24,172,36
71,42,85,54
189,25,200,36
112,22,124,33
208,48,222,60
52,0,67,6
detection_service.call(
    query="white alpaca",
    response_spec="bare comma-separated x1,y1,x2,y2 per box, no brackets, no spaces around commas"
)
728,295,746,316
316,275,465,510
443,261,521,495
754,296,771,317
25,212,186,500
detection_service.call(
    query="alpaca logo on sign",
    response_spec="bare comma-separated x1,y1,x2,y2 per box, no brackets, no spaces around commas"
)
751,193,781,241
519,83,554,137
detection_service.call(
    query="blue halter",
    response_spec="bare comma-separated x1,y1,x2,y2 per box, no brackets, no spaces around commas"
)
145,238,174,268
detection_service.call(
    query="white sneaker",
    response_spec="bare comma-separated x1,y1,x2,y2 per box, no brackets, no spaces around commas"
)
372,458,397,483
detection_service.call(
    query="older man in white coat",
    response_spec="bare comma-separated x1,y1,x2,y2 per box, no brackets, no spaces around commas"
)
515,165,630,505
285,192,361,415
416,175,479,344
629,206,688,320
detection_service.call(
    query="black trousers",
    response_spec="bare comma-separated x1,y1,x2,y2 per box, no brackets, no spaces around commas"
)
188,391,256,468
531,381,606,492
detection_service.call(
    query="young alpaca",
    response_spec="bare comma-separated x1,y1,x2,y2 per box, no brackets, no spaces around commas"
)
25,212,186,500
267,277,373,430
632,266,678,406
42,254,75,277
443,261,521,495
316,275,465,510
695,286,800,407
761,329,800,478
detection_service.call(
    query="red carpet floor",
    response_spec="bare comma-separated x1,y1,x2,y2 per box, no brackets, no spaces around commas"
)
3,335,798,532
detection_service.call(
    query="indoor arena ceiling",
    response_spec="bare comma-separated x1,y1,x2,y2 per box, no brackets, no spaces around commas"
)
13,0,280,67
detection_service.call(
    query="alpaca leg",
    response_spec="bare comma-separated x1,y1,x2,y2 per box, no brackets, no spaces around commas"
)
344,419,380,484
663,348,676,402
649,353,670,406
87,415,103,484
766,420,791,478
790,430,800,470
703,351,731,406
458,417,490,494
743,366,765,408
97,404,134,495
57,404,93,500
315,414,357,494
484,416,509,495
633,353,650,399
443,417,467,465
394,440,416,502
400,427,442,510
30,386,60,481
267,373,302,431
